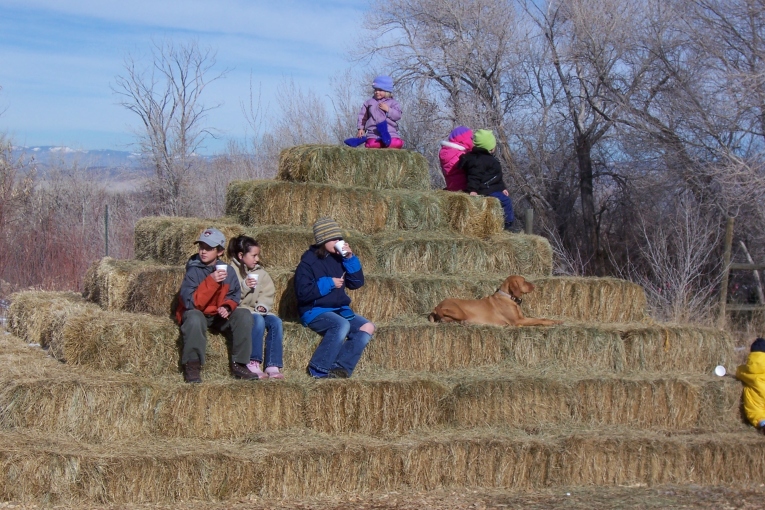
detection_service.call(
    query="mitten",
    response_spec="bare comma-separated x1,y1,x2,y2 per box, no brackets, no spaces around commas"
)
344,136,367,147
376,121,391,147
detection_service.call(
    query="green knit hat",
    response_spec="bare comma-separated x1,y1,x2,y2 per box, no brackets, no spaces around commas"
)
473,129,496,151
313,217,343,245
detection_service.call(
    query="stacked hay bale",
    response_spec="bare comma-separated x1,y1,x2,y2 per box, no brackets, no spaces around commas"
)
3,144,752,506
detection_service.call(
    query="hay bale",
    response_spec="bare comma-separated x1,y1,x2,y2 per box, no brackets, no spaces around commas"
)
304,379,449,436
83,257,184,316
622,324,735,373
7,291,98,358
134,216,244,263
2,428,765,504
373,230,552,277
132,217,553,277
524,276,647,323
447,375,744,430
278,145,430,191
224,180,504,237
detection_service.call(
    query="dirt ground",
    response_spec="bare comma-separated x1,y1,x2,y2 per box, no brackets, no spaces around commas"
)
2,485,765,510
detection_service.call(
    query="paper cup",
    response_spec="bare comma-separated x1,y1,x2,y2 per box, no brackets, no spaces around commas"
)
334,240,348,256
215,264,228,272
714,365,726,377
247,273,259,284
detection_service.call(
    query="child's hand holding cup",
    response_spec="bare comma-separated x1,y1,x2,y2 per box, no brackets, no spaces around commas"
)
246,272,259,289
213,264,228,283
334,240,351,258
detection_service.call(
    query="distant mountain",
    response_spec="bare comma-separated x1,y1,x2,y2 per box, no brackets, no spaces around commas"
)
11,145,146,172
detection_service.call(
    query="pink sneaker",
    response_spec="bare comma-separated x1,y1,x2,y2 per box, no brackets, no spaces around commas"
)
265,366,285,380
246,360,268,380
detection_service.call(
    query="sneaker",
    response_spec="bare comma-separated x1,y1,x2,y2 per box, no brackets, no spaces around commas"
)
183,360,202,384
230,361,259,380
327,368,349,379
265,366,285,380
246,360,268,380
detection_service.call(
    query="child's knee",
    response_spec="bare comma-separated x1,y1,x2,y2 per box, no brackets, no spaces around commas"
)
360,322,375,335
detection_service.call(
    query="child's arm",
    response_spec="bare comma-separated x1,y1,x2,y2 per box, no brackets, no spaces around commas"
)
385,99,402,122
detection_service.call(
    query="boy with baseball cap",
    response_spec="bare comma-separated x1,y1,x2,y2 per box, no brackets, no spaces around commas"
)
175,227,256,383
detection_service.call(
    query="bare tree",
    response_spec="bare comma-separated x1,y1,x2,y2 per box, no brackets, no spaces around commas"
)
113,40,225,216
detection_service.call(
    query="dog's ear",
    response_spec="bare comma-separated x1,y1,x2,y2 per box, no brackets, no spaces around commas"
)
507,275,534,296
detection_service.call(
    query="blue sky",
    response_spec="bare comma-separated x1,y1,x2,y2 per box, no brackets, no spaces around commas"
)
0,0,367,154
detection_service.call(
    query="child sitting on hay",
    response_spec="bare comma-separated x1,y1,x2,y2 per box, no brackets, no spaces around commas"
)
227,234,285,380
736,337,765,431
175,228,257,383
457,129,514,231
295,218,375,379
439,126,473,192
344,75,404,149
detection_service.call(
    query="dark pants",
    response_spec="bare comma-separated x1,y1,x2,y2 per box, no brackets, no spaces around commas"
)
180,308,253,365
489,191,514,226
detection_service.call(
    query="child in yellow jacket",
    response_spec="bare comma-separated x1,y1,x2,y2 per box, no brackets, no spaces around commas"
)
736,337,765,429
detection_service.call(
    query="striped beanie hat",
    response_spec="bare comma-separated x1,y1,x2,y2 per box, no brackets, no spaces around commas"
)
313,217,343,245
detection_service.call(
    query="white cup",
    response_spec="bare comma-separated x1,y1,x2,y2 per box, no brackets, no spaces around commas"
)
247,273,259,286
215,264,228,272
714,365,726,377
334,240,348,257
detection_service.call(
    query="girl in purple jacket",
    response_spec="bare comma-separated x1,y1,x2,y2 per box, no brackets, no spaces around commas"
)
355,75,404,149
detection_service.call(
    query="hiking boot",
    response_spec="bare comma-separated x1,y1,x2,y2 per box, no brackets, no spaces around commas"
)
327,368,349,379
230,361,259,380
183,360,202,383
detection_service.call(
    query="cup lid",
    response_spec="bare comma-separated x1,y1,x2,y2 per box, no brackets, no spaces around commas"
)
714,365,726,377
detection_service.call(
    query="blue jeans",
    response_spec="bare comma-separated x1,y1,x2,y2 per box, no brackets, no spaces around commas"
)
307,312,373,376
489,191,514,226
250,313,284,368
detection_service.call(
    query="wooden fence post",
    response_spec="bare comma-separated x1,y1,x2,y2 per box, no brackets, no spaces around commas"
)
718,216,734,328
525,209,534,235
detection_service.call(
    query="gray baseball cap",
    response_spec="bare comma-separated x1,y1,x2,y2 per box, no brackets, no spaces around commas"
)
195,227,226,249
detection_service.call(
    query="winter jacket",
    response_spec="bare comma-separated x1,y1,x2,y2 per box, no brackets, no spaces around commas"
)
357,97,402,140
439,130,474,191
458,147,507,196
175,255,241,324
737,351,765,427
294,245,364,326
230,258,276,315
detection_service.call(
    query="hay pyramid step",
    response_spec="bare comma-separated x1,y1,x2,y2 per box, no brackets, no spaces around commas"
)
1,427,763,505
134,217,554,275
0,332,744,441
278,144,431,190
9,292,733,379
225,180,505,237
82,257,647,323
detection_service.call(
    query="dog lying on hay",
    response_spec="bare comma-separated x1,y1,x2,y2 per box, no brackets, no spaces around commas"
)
428,275,563,326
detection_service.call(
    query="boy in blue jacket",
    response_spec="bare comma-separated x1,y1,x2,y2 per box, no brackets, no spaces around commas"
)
294,218,375,378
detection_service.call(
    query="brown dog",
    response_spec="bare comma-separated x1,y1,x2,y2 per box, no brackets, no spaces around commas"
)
428,275,562,326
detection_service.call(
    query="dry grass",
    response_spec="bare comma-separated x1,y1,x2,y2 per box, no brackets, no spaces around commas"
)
278,145,430,191
132,217,554,276
133,217,245,264
1,428,764,504
224,181,504,237
8,293,734,378
447,374,743,430
81,260,644,323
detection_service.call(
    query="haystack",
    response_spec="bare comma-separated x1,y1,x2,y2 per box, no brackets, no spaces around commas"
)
134,216,244,263
2,428,765,504
132,217,554,276
224,180,504,237
278,145,430,191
